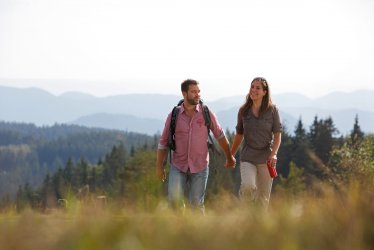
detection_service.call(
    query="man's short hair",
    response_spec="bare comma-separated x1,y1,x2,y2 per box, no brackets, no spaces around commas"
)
181,79,199,92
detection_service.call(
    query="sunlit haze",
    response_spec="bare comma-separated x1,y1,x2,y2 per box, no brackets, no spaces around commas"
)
1,0,373,101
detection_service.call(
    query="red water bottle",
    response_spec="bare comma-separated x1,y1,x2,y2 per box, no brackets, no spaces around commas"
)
267,160,278,178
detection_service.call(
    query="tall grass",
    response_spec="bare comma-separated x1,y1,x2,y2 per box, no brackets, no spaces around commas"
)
1,179,373,250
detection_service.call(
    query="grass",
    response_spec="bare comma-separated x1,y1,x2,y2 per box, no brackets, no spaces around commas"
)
1,181,373,250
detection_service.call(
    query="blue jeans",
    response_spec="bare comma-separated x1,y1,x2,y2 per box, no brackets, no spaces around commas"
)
168,165,209,213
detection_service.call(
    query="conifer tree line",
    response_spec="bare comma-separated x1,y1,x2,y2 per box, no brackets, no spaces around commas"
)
0,115,373,212
0,122,155,202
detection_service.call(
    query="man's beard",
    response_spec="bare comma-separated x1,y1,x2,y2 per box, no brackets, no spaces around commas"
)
186,96,199,105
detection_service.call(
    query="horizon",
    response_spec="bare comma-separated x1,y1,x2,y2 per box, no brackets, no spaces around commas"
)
1,0,374,101
0,78,373,102
1,80,373,136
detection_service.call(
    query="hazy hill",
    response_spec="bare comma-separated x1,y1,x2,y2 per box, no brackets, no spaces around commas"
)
72,113,165,135
0,85,373,135
0,86,180,124
209,90,374,112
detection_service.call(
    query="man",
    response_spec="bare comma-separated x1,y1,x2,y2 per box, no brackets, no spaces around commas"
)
156,79,236,213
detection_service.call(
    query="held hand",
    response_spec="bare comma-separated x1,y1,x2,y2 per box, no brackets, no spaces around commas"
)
225,155,236,169
156,166,166,182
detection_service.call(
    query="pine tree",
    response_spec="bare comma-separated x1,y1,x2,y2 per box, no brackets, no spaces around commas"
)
308,116,338,164
276,126,293,178
350,114,364,144
41,174,53,209
77,157,89,186
52,168,64,200
295,117,307,142
102,143,127,190
291,117,313,176
89,167,97,193
63,158,74,184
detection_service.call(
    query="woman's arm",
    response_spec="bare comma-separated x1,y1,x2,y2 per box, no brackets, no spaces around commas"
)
231,133,244,156
268,132,281,166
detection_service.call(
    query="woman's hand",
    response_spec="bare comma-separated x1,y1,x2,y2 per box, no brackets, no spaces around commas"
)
268,154,277,168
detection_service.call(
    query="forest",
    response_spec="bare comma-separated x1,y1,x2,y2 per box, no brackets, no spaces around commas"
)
0,121,156,201
0,114,372,212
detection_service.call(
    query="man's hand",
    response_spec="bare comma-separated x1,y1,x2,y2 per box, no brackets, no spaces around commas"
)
156,148,167,182
156,166,166,182
225,155,236,169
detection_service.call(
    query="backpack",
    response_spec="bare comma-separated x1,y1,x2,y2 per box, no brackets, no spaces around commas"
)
168,99,218,155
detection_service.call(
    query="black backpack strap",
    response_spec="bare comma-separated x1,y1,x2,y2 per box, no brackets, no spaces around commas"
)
201,104,213,144
177,99,184,106
168,105,180,164
169,99,184,151
200,102,221,155
168,105,180,151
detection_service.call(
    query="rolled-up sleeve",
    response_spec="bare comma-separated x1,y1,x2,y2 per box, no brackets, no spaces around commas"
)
235,110,244,134
272,106,282,133
209,110,225,140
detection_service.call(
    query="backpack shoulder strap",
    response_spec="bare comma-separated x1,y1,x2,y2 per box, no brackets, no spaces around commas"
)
201,104,211,130
200,101,217,151
177,99,184,106
199,100,211,130
200,102,221,158
168,105,180,151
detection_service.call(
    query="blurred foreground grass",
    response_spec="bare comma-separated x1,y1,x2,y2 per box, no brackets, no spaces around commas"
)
1,181,373,250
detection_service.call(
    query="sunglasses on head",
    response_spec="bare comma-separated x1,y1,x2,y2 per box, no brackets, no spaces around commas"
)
252,77,268,88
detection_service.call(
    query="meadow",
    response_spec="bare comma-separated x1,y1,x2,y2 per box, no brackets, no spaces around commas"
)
1,179,373,250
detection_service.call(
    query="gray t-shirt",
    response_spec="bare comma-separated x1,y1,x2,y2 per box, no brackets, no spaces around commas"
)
235,105,282,164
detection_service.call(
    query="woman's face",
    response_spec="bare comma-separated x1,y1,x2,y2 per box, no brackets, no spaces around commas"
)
249,80,267,102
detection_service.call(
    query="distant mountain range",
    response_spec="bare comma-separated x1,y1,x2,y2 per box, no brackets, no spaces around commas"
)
0,85,373,135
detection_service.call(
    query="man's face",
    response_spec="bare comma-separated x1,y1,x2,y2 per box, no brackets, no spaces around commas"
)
183,84,200,105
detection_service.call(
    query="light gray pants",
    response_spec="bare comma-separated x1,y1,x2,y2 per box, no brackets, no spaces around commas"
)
240,161,273,209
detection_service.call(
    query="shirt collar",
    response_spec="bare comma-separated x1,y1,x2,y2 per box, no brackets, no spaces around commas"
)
181,102,200,113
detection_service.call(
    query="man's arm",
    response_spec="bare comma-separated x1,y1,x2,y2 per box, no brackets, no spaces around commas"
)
156,148,167,181
156,112,172,182
217,136,236,169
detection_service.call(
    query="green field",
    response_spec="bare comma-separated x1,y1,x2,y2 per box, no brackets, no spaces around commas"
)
1,180,373,250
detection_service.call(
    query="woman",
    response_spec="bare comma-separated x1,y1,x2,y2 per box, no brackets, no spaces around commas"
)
231,77,282,208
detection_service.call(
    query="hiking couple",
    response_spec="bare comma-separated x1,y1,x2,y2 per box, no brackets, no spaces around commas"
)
156,78,282,213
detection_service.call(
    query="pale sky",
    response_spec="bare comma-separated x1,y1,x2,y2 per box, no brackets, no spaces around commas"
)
1,0,373,101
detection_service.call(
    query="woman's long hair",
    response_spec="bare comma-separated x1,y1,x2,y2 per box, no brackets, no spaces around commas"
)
239,77,273,117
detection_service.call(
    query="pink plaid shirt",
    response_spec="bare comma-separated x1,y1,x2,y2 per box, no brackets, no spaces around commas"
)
158,104,225,173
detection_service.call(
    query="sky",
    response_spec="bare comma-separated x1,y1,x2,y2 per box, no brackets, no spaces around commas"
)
0,0,373,101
